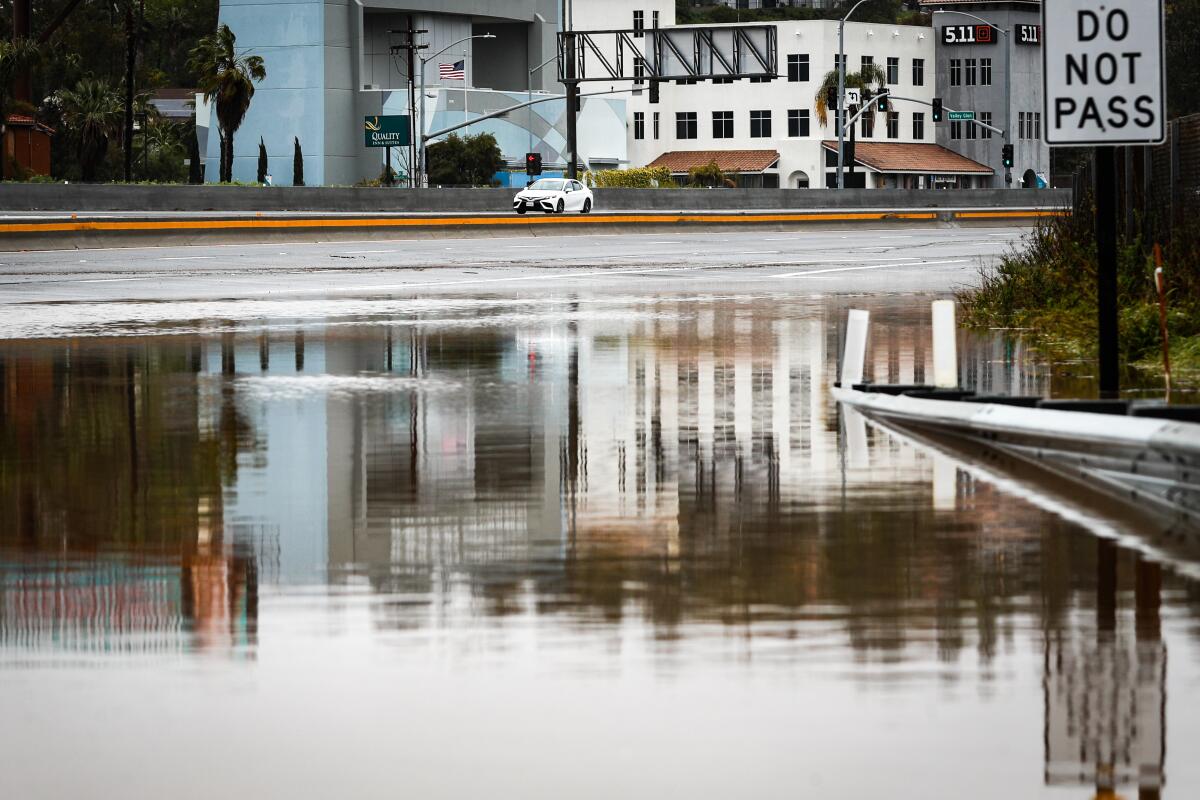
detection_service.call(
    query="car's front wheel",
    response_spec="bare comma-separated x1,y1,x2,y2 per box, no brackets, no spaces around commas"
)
580,199,592,215
556,200,565,214
515,206,527,215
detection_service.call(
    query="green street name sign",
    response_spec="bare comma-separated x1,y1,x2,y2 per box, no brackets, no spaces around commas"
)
364,115,410,148
947,111,976,121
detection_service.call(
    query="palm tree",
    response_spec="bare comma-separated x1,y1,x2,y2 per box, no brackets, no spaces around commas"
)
0,38,42,180
813,63,888,131
58,78,123,182
188,24,266,183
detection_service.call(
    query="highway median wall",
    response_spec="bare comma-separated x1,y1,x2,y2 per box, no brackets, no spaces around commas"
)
0,184,1071,214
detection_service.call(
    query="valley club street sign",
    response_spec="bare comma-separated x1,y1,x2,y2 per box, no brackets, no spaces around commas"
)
364,115,411,148
1042,0,1166,145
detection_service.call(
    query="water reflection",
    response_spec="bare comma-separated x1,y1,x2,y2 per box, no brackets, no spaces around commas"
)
1,295,1198,797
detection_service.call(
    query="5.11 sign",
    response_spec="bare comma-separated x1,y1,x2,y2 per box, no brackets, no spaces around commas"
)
1043,0,1165,145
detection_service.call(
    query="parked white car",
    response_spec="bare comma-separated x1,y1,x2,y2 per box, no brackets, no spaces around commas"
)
513,178,593,215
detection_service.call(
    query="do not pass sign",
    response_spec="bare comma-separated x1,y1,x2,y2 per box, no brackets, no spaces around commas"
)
1043,0,1166,146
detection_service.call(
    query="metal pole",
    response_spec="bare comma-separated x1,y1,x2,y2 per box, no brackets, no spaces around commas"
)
1004,27,1012,187
1095,147,1119,399
419,58,427,188
836,19,845,190
565,32,578,179
406,14,417,188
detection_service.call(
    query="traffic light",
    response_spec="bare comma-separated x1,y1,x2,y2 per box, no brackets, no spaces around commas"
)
825,86,838,110
525,152,542,176
876,88,888,112
932,97,943,123
1001,143,1014,169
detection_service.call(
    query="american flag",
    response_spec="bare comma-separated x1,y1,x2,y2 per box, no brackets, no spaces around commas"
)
439,60,466,80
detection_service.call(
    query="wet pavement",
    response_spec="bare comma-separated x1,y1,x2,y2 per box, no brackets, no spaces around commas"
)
2,287,1199,799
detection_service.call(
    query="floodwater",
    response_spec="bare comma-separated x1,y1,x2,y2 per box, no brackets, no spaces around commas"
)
2,293,1199,800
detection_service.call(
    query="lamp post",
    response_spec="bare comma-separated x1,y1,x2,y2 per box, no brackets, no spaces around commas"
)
527,53,557,159
837,0,873,190
418,33,495,188
932,9,1012,187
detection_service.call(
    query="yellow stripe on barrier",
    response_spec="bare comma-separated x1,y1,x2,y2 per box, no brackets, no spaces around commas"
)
953,209,1069,219
0,208,1065,235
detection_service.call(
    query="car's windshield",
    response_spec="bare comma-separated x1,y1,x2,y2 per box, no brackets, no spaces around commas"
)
528,179,565,191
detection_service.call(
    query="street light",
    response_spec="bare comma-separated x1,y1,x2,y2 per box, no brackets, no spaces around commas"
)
527,53,557,159
932,9,1012,187
418,33,496,188
836,0,873,190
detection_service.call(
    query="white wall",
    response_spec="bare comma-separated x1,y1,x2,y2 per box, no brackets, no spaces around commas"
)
623,20,937,188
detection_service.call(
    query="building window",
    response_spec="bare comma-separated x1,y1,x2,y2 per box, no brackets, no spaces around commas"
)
834,54,845,72
887,111,899,139
633,10,644,38
980,58,992,86
1018,112,1027,140
675,78,697,85
788,54,810,82
750,76,772,83
1033,112,1041,140
652,10,659,29
750,109,772,138
966,116,977,140
979,111,992,140
634,56,644,86
676,112,697,140
788,109,810,137
653,111,660,140
634,111,644,140
949,59,961,87
886,57,899,85
861,55,873,73
913,112,925,140
861,113,874,139
712,77,734,84
713,110,734,139
912,58,924,86
965,58,977,86
951,120,962,140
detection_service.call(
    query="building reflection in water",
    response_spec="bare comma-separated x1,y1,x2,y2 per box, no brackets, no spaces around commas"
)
0,296,1191,795
1044,546,1166,799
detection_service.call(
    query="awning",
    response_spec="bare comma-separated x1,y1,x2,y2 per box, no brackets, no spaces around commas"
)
648,149,780,174
820,141,992,175
3,114,55,136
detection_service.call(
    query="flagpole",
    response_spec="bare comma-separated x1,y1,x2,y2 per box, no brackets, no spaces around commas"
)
463,50,469,134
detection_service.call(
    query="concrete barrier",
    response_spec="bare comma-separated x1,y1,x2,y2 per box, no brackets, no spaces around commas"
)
0,183,1071,213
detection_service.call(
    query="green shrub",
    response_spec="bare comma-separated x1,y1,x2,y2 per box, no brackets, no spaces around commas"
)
583,166,672,188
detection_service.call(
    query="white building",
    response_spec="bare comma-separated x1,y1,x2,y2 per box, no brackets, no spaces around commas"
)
573,2,992,188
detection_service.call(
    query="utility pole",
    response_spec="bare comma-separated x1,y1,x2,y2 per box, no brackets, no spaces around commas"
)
405,15,417,188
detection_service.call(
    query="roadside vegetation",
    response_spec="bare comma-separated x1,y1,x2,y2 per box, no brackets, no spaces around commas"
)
958,206,1200,382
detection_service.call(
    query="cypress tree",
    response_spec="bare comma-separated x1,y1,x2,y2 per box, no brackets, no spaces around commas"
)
257,136,268,184
293,137,304,186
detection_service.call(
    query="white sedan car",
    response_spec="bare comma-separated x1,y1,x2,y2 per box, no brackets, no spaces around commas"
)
513,178,593,215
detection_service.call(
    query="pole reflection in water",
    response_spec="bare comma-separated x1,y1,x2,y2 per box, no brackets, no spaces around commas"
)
0,294,1198,799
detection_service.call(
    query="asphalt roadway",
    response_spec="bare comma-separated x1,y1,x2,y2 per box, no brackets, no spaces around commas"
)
0,224,1029,339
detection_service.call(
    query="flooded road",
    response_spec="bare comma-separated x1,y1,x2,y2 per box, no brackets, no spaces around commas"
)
2,291,1199,799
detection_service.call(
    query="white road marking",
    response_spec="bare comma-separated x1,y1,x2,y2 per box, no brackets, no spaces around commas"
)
78,277,147,283
333,265,701,293
774,259,968,278
772,256,920,265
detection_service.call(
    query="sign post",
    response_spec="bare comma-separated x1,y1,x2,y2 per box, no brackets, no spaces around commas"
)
1043,0,1166,399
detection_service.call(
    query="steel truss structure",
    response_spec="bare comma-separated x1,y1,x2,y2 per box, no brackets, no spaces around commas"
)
556,26,778,83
